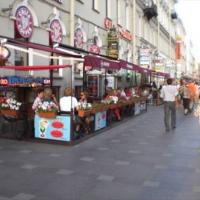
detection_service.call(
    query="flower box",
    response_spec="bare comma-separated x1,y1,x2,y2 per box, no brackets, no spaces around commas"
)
78,109,91,117
38,111,57,119
1,109,19,118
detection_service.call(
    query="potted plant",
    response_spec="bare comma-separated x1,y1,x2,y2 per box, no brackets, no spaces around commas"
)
77,102,92,117
0,97,22,118
36,101,58,119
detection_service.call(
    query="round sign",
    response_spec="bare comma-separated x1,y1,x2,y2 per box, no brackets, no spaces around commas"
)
0,46,10,60
50,19,63,43
15,6,33,38
74,28,84,48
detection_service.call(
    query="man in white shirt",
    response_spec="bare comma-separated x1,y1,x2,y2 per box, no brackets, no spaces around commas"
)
160,78,178,132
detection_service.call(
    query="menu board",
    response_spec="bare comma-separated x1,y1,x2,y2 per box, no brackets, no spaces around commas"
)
87,75,99,97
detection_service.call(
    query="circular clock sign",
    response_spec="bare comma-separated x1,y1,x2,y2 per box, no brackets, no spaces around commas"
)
50,19,63,43
15,6,33,38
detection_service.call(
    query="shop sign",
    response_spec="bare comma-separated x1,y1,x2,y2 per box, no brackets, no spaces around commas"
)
0,46,10,60
15,6,33,39
35,115,71,141
89,44,100,54
107,27,119,59
50,19,63,44
119,30,132,41
139,48,151,66
100,61,110,68
0,76,51,86
104,18,112,29
95,111,107,131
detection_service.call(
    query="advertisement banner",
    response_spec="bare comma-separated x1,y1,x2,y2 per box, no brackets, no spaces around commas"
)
134,103,141,115
95,111,107,131
107,27,119,59
139,48,151,67
34,115,71,141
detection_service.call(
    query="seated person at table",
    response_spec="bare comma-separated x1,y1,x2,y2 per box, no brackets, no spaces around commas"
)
78,91,93,134
60,87,78,112
79,91,88,104
60,87,81,136
32,88,44,112
43,87,59,110
125,87,132,98
105,90,121,121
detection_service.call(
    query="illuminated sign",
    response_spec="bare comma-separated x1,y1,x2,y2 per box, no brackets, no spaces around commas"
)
15,6,33,38
119,30,132,41
0,76,51,86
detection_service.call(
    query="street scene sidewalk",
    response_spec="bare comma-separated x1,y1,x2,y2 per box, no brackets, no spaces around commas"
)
1,106,200,200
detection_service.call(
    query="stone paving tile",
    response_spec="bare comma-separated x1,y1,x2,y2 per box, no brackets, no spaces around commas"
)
128,150,141,154
143,180,160,188
0,197,10,200
162,153,173,157
19,150,32,154
110,139,120,143
97,147,109,151
80,157,94,162
49,153,61,157
0,160,4,164
11,193,35,200
115,161,131,166
193,186,200,193
21,164,37,170
154,165,168,170
56,169,74,175
97,174,115,182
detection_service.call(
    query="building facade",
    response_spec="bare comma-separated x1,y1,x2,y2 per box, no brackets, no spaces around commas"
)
0,0,181,95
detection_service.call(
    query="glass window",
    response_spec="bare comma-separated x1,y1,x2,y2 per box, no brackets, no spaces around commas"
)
93,0,99,12
106,0,111,18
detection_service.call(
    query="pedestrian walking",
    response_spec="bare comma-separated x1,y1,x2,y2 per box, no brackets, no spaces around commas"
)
179,79,190,115
160,78,178,132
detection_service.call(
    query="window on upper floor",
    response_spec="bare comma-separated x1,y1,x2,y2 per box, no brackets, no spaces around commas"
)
106,0,111,18
117,0,122,25
93,0,99,12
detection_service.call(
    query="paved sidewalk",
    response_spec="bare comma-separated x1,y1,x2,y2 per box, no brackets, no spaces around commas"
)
1,106,200,200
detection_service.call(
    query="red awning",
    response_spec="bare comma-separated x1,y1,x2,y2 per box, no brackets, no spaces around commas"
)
84,55,120,70
119,60,141,72
152,71,170,77
140,67,152,75
0,65,70,71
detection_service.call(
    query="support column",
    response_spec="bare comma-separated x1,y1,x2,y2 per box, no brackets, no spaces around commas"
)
70,0,75,88
132,0,136,64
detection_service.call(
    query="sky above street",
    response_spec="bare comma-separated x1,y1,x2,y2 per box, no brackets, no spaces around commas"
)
175,0,200,62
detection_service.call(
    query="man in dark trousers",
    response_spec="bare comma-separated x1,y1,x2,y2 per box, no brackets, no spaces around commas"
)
160,78,178,132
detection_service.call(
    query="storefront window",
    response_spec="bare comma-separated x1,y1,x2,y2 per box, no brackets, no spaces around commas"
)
125,2,130,30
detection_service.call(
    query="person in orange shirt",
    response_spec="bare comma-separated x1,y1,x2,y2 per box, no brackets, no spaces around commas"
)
187,80,197,111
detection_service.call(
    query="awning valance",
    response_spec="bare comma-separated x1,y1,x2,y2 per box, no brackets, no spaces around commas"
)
84,55,120,70
0,65,70,71
152,71,170,77
119,60,141,72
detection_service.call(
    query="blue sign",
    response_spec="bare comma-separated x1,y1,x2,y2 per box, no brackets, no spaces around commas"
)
0,76,50,86
95,111,107,131
34,115,71,141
